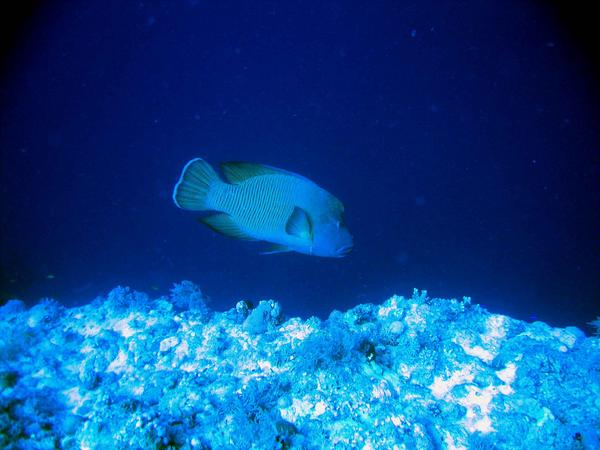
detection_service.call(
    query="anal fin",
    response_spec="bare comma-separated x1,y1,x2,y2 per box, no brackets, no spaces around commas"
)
198,214,256,241
261,244,293,255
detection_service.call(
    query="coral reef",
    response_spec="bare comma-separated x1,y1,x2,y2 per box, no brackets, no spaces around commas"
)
1,283,598,449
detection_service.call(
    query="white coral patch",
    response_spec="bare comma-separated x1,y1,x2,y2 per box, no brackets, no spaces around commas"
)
62,386,91,415
112,314,138,338
458,385,497,433
456,336,495,363
430,365,475,399
378,296,401,318
496,362,517,384
159,336,179,352
280,397,328,423
483,315,507,342
107,349,130,374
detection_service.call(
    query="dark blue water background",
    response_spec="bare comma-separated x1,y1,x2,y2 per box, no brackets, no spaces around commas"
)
1,1,598,333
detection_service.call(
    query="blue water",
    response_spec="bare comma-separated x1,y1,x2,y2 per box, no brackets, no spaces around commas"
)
1,1,598,332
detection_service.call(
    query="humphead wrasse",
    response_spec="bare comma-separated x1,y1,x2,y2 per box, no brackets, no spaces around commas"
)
173,158,353,257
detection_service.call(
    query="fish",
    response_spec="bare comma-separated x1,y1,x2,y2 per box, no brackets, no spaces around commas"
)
172,158,353,257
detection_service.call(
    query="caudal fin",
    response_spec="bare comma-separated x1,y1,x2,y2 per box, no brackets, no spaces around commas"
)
173,158,220,210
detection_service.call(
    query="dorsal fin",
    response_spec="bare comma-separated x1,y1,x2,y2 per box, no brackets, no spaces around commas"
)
220,162,283,184
285,207,313,240
220,161,311,185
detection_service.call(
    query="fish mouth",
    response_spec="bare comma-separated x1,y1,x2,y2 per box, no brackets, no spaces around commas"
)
335,244,354,257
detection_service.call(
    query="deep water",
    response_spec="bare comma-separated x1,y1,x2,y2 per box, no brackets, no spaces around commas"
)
1,2,599,331
1,2,600,448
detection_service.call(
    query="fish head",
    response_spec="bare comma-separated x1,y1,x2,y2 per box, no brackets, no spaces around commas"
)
311,219,354,257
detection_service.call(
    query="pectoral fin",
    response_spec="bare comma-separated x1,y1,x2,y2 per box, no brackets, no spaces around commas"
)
198,214,256,240
285,207,313,240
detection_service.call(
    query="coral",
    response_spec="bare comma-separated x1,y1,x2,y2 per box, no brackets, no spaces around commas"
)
0,284,598,449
